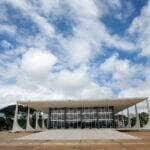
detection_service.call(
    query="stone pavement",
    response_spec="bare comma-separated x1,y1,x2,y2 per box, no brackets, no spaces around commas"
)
19,129,140,140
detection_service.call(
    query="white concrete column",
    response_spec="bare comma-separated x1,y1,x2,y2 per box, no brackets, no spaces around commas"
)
121,111,125,128
35,112,41,130
42,115,44,129
126,107,131,128
12,102,24,132
143,99,150,129
117,114,121,128
26,107,35,131
133,104,140,129
42,114,46,130
47,117,49,129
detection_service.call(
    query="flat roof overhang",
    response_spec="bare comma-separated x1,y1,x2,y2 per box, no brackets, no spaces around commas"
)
18,97,148,114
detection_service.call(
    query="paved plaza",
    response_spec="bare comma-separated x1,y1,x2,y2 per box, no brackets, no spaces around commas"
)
1,131,150,150
19,129,140,140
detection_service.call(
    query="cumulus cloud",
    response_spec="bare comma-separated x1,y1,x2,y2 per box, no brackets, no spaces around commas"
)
118,66,150,98
45,65,114,99
61,38,91,64
99,53,148,95
21,49,57,80
100,54,134,80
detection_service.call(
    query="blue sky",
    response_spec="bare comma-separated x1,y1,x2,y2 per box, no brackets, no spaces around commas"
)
0,0,150,107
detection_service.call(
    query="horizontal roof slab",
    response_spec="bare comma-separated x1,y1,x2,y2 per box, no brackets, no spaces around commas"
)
18,97,147,114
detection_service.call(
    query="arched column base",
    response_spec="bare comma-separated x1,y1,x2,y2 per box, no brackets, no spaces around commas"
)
12,103,25,132
42,119,48,130
26,107,35,132
132,104,141,129
12,121,25,132
35,112,42,131
132,124,140,129
26,122,35,132
126,124,131,128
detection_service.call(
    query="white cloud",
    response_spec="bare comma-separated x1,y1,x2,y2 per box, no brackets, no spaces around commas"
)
61,38,91,64
0,64,114,108
58,0,135,66
0,62,19,81
0,40,12,49
100,54,136,80
0,84,65,108
99,54,150,99
3,0,135,67
99,53,148,95
118,66,150,98
81,83,113,99
21,49,57,80
55,67,88,88
128,1,150,56
96,0,121,16
118,84,150,98
0,24,16,34
5,0,55,37
31,12,55,37
66,0,100,19
0,4,7,21
49,65,114,99
99,0,134,21
105,34,135,51
38,0,59,15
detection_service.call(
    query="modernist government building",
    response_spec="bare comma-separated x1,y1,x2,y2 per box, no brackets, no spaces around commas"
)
12,97,150,132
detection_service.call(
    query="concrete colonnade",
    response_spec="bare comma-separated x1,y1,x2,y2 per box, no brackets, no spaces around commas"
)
12,98,150,132
119,104,140,129
12,105,48,132
120,98,150,130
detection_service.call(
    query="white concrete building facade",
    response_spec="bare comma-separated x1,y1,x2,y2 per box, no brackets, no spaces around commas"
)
12,97,150,132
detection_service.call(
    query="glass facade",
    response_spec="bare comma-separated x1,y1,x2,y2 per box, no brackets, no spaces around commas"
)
48,106,114,129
